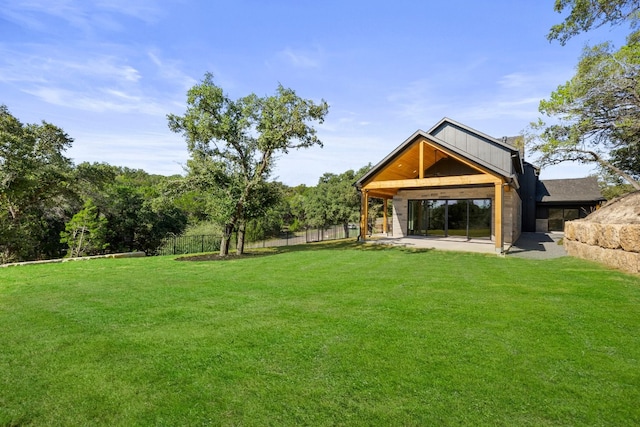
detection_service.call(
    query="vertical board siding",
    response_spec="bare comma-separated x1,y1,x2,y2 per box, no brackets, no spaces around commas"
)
431,123,512,176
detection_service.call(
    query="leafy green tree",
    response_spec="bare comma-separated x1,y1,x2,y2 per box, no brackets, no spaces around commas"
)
239,180,284,248
100,169,188,254
533,1,640,191
60,199,108,257
306,166,370,236
597,172,637,199
0,105,74,262
282,184,310,232
167,73,329,255
548,0,640,45
73,162,118,205
530,35,640,190
135,197,188,255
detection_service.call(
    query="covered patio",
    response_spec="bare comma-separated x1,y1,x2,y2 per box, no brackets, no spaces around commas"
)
355,118,524,255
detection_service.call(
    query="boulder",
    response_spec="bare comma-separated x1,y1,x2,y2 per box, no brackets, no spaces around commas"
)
619,225,640,253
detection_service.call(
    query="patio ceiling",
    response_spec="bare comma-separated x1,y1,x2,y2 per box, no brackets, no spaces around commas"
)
361,136,502,199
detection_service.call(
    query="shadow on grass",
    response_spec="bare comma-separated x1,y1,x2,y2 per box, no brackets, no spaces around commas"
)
175,238,433,261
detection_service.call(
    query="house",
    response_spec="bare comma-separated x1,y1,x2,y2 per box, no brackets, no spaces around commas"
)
533,176,606,232
354,118,605,253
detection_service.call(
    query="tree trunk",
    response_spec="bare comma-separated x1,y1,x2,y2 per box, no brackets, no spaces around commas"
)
589,150,640,191
343,222,349,238
219,223,234,256
236,222,246,255
602,160,640,191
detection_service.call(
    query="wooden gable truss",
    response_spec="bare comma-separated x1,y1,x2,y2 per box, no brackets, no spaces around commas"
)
357,132,513,253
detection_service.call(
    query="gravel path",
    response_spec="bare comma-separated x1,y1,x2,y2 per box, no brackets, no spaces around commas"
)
507,232,567,259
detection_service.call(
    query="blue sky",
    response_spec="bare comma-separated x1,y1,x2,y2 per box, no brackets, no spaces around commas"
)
0,0,630,186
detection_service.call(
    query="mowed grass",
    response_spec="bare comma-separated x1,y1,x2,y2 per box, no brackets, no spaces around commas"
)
1,241,639,426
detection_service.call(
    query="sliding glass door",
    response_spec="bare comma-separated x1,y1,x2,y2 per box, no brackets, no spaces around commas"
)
468,199,492,238
407,199,491,239
408,200,428,236
427,200,446,236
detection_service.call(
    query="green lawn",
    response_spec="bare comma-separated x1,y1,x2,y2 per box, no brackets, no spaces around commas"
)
1,240,639,426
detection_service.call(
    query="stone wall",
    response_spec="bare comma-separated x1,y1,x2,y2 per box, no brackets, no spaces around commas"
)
564,221,640,274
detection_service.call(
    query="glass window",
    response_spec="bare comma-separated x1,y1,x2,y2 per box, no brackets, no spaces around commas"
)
447,200,467,237
549,208,580,231
407,199,491,239
427,200,447,236
564,209,579,221
408,200,428,236
468,199,491,238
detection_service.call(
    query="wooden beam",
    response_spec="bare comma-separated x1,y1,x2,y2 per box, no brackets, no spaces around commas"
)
383,198,388,234
421,137,504,180
419,141,424,179
360,191,369,240
363,174,500,190
494,182,504,253
367,189,398,198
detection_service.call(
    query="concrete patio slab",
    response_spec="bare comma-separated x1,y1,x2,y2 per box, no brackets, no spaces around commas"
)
364,232,567,259
364,235,498,254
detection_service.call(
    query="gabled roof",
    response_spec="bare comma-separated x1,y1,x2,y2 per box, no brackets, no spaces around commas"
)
427,117,522,155
536,177,606,203
356,118,523,188
427,117,523,176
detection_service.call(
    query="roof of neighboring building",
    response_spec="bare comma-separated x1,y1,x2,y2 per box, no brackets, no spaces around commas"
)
536,177,606,203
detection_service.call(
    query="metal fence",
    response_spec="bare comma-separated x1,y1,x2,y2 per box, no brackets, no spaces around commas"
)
156,234,222,256
156,225,360,256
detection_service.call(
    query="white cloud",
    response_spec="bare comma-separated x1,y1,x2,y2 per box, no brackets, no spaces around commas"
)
95,0,165,23
499,72,533,89
274,46,324,69
147,50,198,92
0,46,141,85
386,78,452,125
24,86,167,115
68,129,188,175
0,0,166,33
0,45,185,115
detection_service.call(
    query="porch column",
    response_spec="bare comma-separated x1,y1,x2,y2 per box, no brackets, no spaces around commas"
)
494,182,504,254
359,190,369,240
382,198,388,235
419,141,424,179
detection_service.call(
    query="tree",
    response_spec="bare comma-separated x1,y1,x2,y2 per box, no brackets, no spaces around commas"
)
548,0,640,45
597,171,637,199
282,184,310,231
242,181,287,245
306,169,362,236
529,35,640,190
135,197,188,255
0,105,74,262
99,168,188,254
168,73,329,255
60,199,108,257
533,0,640,191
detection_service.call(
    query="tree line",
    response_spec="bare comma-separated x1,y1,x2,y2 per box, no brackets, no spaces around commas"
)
0,105,374,263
